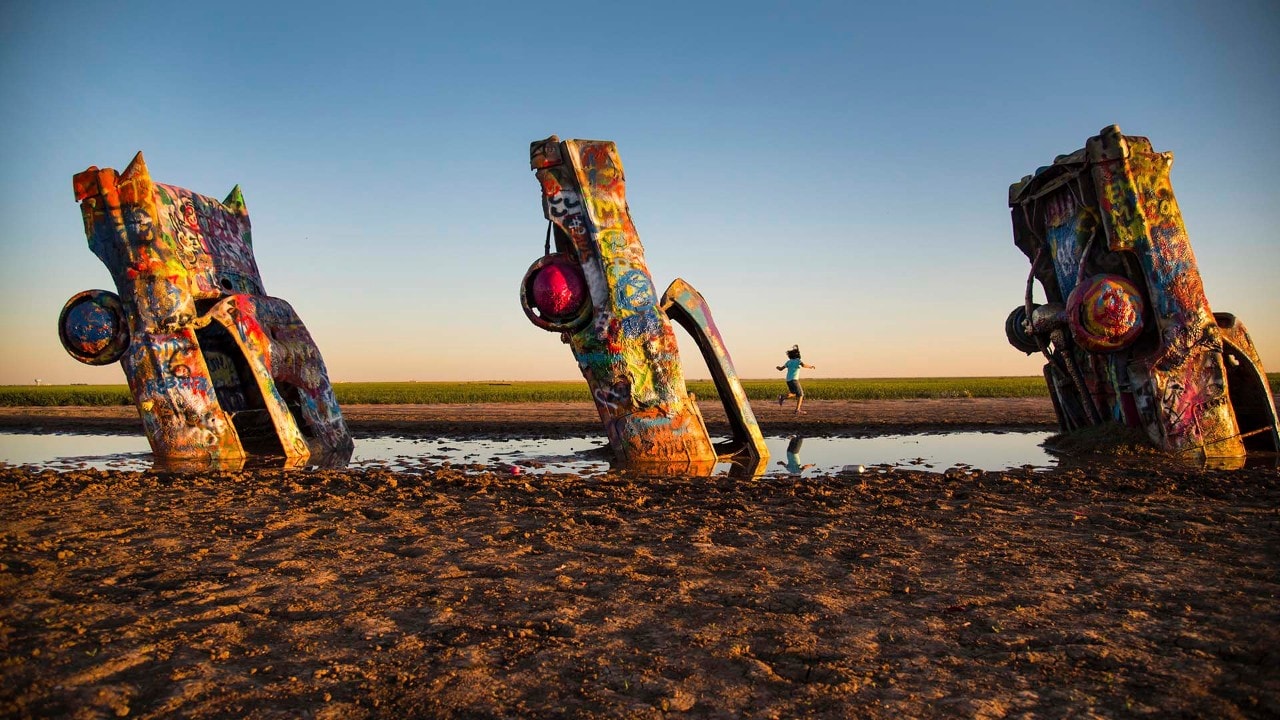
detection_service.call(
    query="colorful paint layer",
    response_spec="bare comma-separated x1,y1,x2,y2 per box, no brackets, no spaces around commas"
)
521,137,767,468
60,152,353,465
1007,126,1279,459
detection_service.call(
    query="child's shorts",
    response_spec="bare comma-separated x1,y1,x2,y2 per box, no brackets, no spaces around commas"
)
787,380,803,396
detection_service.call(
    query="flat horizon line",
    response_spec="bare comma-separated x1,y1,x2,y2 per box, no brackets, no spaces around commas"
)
5,375,1053,388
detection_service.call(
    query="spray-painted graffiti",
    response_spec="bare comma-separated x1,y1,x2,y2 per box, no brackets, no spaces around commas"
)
1006,125,1279,460
520,136,768,470
59,152,353,466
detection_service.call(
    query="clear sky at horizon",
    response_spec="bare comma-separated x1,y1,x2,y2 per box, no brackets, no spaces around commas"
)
2,1,1277,385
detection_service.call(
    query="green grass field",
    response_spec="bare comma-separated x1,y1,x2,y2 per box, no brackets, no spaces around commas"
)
3,375,1278,406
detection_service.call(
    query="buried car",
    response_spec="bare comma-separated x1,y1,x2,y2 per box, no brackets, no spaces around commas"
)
59,152,352,465
1006,125,1278,460
520,136,767,472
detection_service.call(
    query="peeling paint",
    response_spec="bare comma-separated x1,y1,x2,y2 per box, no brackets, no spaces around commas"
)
59,152,353,464
521,137,767,469
1007,126,1279,459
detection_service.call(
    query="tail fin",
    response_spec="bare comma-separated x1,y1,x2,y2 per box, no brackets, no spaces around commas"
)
660,278,768,463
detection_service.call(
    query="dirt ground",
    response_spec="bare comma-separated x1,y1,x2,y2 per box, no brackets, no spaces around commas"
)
1,399,1278,719
0,398,1058,437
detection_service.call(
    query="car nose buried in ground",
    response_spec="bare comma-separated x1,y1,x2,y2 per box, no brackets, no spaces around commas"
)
520,136,768,472
1005,125,1279,461
58,152,353,466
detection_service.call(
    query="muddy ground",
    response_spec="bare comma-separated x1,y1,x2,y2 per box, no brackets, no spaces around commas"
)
1,399,1277,719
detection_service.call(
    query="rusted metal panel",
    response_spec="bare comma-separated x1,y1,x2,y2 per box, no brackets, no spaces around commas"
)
521,136,768,469
1007,126,1279,459
60,152,353,465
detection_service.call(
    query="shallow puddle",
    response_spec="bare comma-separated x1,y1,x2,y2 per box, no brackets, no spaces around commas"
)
0,430,1058,475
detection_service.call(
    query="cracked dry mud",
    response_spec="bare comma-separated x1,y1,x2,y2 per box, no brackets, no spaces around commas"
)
0,399,1277,718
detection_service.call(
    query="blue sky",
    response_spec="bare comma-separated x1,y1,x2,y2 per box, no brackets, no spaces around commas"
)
2,1,1277,384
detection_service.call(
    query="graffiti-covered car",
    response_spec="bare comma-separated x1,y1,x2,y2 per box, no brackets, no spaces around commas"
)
520,136,767,472
1006,125,1279,459
59,152,353,465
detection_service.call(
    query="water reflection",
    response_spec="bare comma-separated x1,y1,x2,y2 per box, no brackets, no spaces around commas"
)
1,430,1065,475
150,444,355,473
777,436,816,475
5,430,1274,476
619,453,768,479
0,432,358,474
0,433,152,472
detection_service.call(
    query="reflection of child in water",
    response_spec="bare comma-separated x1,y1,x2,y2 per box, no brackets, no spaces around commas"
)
777,435,815,474
776,345,816,414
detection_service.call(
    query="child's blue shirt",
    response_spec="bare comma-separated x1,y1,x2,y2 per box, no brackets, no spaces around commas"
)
784,357,803,381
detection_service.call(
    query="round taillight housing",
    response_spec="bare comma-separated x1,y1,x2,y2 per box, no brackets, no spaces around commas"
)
59,290,130,365
521,254,592,332
1066,274,1145,352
